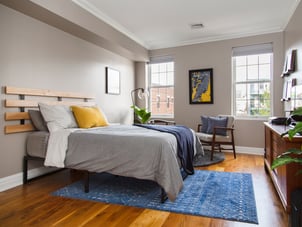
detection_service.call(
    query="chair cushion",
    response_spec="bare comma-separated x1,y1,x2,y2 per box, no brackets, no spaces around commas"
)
196,132,231,142
200,116,209,133
218,115,234,128
207,116,228,136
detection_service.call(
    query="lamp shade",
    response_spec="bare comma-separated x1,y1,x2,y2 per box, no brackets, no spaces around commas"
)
131,88,149,106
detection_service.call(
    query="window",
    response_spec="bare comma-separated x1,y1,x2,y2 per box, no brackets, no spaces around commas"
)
232,43,273,118
148,61,174,118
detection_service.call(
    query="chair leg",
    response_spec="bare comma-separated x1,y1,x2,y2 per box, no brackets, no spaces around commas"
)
232,143,236,159
211,143,215,160
231,131,236,159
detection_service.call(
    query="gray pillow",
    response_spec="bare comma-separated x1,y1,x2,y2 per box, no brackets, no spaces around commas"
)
39,103,78,132
200,116,209,133
28,110,48,131
207,116,228,136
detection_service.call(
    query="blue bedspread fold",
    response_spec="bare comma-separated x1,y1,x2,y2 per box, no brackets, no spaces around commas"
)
135,124,195,175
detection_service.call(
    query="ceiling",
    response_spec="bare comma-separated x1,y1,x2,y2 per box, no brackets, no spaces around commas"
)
73,0,300,50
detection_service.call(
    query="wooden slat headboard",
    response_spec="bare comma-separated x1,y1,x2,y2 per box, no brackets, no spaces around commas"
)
4,86,95,134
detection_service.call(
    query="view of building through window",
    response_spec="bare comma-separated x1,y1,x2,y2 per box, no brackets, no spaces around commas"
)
233,53,272,117
149,61,174,117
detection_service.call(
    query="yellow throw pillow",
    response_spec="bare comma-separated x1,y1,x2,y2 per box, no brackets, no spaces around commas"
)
71,106,109,128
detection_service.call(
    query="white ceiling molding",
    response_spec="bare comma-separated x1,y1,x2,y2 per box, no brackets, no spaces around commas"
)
73,0,301,50
72,0,149,49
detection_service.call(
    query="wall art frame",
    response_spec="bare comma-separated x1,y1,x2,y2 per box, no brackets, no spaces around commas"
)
106,67,120,95
282,49,297,77
189,68,213,104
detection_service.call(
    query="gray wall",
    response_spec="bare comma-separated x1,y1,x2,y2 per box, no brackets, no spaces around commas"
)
0,0,149,62
149,33,285,149
284,1,302,111
0,4,136,178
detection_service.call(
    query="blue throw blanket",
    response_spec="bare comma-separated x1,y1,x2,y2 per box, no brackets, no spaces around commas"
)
135,124,194,175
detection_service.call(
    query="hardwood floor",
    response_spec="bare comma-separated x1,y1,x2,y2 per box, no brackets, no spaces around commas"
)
0,153,289,227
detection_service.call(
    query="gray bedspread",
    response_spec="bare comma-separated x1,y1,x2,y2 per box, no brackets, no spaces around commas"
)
65,125,184,201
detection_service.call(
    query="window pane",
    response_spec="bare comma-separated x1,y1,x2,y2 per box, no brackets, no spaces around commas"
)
167,62,174,71
248,99,259,116
159,72,167,85
247,55,258,65
247,65,258,80
248,83,258,99
259,64,270,80
235,56,246,66
159,63,166,72
233,52,272,118
151,64,159,73
259,82,270,116
236,84,246,99
167,72,174,85
235,100,248,116
150,87,174,116
259,54,270,64
151,73,159,85
149,61,174,117
236,66,246,82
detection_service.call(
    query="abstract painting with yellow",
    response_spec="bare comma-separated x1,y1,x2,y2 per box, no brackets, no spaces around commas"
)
190,69,212,103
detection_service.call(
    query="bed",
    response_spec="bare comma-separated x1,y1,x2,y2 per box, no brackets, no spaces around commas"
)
4,86,202,202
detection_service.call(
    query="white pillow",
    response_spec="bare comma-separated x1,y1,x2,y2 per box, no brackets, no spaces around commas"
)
39,103,78,132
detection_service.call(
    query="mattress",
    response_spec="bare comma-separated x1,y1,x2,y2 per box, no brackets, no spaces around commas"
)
26,125,201,201
26,131,49,158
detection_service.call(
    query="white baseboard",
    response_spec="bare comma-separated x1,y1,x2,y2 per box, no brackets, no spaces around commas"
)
0,146,264,192
234,146,264,155
0,167,57,192
202,145,264,155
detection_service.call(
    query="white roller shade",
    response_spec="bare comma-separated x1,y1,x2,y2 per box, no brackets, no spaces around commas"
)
149,56,174,64
232,43,273,57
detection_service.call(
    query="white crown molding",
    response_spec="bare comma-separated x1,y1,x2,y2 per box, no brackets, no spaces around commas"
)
72,0,149,49
149,28,284,50
72,0,300,50
280,0,301,30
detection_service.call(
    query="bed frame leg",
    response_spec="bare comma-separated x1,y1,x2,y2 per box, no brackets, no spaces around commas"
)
23,156,28,184
84,171,90,193
161,188,168,203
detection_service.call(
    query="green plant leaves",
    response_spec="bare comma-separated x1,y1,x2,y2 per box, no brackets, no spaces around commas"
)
131,105,151,124
271,107,302,174
271,149,302,175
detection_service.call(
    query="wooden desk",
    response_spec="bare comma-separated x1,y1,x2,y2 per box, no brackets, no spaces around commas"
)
264,122,302,212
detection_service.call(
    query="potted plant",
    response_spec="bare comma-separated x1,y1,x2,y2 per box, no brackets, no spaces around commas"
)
271,107,302,175
131,105,151,124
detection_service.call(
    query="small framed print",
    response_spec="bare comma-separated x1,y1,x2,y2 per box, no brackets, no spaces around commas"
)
106,67,120,95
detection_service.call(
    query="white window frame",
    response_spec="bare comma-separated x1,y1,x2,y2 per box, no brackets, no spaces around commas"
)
148,57,174,119
232,43,273,119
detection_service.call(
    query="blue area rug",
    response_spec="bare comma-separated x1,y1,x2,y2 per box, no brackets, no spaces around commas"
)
52,170,258,224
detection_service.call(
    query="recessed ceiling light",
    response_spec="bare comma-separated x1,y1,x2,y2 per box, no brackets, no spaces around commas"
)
190,23,204,29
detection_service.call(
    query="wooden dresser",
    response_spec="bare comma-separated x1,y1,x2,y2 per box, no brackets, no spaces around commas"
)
264,122,302,212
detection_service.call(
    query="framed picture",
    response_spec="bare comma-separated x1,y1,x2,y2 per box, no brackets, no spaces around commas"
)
282,49,297,77
189,68,213,104
106,67,120,95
